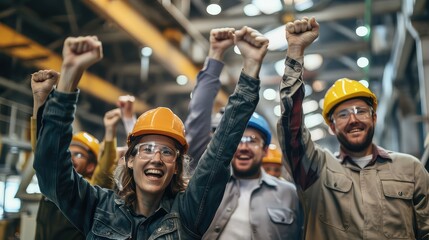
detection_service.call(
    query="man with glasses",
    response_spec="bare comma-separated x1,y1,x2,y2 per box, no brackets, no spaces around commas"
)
278,17,429,239
203,112,302,240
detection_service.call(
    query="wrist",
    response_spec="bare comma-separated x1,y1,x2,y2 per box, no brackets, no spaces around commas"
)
286,45,305,59
57,66,83,92
208,49,223,61
242,59,262,79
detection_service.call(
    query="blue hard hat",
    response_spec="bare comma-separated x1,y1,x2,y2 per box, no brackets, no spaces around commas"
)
247,112,272,146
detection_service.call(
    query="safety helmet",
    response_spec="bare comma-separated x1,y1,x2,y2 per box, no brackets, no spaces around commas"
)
71,132,100,161
247,112,272,147
322,78,377,124
262,147,282,164
127,107,188,152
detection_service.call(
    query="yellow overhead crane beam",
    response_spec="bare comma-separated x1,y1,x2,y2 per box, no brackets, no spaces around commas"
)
83,0,228,105
0,23,149,112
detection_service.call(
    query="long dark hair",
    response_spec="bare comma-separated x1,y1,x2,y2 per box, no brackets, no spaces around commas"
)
117,135,187,206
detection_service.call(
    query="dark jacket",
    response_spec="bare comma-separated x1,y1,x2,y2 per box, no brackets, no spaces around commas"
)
34,72,260,239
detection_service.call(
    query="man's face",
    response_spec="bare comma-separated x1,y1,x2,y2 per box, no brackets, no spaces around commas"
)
262,162,282,178
329,98,376,154
69,145,95,178
232,128,268,179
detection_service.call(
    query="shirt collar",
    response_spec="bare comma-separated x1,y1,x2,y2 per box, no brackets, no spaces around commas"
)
337,143,392,164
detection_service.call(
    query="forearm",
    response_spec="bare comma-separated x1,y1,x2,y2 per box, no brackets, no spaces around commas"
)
89,139,117,188
183,71,260,235
185,58,223,169
277,56,319,189
34,89,95,233
34,90,78,202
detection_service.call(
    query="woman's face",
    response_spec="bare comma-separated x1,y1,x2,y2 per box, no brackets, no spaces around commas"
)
127,134,179,199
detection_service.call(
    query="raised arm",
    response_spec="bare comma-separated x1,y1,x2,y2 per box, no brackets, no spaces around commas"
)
30,70,59,151
89,108,122,188
185,28,235,173
181,26,268,236
277,17,321,190
34,36,103,234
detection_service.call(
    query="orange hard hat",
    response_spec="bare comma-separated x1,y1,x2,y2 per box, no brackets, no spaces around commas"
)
71,131,100,160
322,78,377,124
262,147,282,165
127,107,188,152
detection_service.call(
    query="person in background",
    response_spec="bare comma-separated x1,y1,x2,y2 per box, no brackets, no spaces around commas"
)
278,16,429,239
34,130,100,240
31,70,122,239
184,27,235,173
262,147,283,179
33,26,266,238
117,94,136,145
203,111,302,240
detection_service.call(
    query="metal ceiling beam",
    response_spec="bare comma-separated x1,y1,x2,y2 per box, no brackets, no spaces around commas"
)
83,0,228,105
190,0,402,33
0,23,149,113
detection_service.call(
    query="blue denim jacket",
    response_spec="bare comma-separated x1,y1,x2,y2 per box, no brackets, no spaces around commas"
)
34,72,259,239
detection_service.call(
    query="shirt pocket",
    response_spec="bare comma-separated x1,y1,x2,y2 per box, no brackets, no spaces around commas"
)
91,210,132,239
319,168,353,231
380,178,414,239
149,213,180,240
267,208,295,225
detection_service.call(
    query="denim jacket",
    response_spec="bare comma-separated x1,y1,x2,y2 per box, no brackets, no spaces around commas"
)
34,72,260,239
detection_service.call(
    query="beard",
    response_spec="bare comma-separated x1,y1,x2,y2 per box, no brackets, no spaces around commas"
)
337,125,374,153
232,160,261,178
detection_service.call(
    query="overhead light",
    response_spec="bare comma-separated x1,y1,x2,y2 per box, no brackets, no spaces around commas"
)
319,98,324,110
310,128,326,141
304,113,324,128
176,75,188,85
252,0,282,14
268,144,278,150
141,47,152,57
304,84,313,97
312,80,326,92
274,105,281,117
274,59,284,76
304,54,323,71
359,79,369,88
263,88,277,101
293,0,314,11
303,99,319,114
357,57,369,68
243,4,261,16
265,26,288,51
234,45,241,55
206,3,221,15
355,25,369,37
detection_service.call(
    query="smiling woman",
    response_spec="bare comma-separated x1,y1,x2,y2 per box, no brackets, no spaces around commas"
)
33,31,264,239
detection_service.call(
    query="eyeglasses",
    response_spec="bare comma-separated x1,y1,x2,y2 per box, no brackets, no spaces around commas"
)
134,142,179,164
239,135,263,148
71,151,89,161
332,106,373,124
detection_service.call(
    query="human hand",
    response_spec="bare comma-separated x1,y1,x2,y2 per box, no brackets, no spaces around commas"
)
31,70,59,113
234,26,269,78
57,36,103,92
117,95,135,119
104,108,122,129
103,108,122,141
285,17,319,58
208,27,235,61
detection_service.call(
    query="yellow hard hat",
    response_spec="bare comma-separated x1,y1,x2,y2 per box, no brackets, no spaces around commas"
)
262,147,282,165
71,131,100,160
127,107,188,152
322,78,377,124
